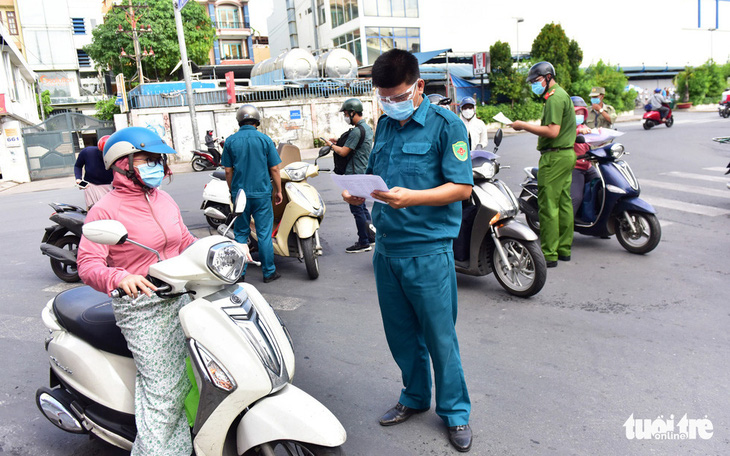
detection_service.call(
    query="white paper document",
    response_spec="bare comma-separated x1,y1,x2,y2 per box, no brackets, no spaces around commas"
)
331,174,390,203
493,112,513,124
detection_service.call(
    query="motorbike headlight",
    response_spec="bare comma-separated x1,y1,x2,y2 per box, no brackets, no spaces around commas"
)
207,242,245,283
284,163,309,182
609,143,625,159
473,162,496,179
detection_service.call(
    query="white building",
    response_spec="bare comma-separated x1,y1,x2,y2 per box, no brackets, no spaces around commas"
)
268,0,730,68
18,0,105,115
0,20,39,182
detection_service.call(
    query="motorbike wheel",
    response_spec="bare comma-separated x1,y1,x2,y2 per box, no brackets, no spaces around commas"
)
522,197,541,235
204,203,229,229
665,116,674,127
50,235,80,283
191,157,208,172
491,237,546,297
723,109,730,118
246,441,343,456
614,212,661,254
301,235,319,279
642,121,652,130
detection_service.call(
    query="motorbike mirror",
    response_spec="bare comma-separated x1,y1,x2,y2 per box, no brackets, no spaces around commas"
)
318,145,332,157
233,189,247,215
493,129,503,147
204,207,227,220
575,135,586,144
82,220,128,245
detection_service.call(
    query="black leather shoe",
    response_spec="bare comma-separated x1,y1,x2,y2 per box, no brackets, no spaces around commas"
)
558,255,571,261
448,424,472,452
263,272,281,283
378,402,429,426
546,260,558,268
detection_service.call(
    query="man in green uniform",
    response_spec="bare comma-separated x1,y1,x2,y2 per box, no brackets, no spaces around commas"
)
510,61,576,267
222,104,283,282
324,98,375,252
586,86,617,129
342,49,474,452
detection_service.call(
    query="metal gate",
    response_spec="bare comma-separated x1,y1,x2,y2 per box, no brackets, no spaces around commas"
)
22,113,114,181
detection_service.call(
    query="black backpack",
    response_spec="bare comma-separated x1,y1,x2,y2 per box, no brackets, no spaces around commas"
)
333,124,366,175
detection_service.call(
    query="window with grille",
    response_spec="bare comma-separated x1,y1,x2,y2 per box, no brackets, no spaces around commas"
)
6,11,18,35
72,17,85,34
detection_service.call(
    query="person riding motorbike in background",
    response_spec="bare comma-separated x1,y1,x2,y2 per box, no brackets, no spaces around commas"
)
458,96,489,150
427,93,452,109
648,88,670,121
77,127,198,455
204,129,221,165
571,96,601,217
74,135,113,209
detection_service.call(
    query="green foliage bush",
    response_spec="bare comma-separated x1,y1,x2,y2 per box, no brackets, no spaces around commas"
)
36,89,53,118
674,60,728,104
94,97,121,121
575,60,637,112
476,100,544,123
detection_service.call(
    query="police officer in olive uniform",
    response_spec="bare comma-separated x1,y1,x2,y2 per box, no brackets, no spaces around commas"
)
342,49,474,452
586,86,617,129
510,61,576,267
222,104,283,283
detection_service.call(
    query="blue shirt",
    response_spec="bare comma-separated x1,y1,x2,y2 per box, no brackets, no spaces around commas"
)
367,98,473,257
221,125,282,199
74,146,113,185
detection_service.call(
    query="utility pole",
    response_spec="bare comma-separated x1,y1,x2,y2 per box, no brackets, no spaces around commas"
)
116,1,153,84
173,0,201,150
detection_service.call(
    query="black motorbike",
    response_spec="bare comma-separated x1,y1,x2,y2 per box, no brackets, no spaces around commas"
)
40,203,86,282
718,101,729,118
454,129,547,297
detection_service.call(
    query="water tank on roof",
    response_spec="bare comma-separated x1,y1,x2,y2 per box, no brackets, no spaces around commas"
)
316,49,358,79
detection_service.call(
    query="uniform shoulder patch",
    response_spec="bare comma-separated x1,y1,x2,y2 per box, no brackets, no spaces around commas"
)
452,141,469,161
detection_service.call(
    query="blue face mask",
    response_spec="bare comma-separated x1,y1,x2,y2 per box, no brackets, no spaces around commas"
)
531,81,546,96
136,162,165,188
575,115,585,125
590,97,601,105
380,98,415,121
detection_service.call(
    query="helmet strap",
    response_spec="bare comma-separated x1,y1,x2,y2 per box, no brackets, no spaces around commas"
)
111,155,153,192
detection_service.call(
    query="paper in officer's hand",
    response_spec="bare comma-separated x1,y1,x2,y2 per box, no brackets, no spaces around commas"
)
493,112,513,124
331,174,390,203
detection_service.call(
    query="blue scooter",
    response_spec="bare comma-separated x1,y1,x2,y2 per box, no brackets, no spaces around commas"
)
518,140,661,254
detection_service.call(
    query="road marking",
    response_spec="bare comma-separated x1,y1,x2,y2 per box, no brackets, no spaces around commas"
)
643,196,730,217
703,167,728,173
641,179,730,199
662,171,728,184
42,283,82,293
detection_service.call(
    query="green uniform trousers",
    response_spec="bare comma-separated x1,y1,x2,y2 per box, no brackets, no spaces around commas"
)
373,251,471,427
537,148,576,261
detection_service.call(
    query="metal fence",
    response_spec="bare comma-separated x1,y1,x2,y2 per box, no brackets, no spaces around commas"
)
127,80,374,109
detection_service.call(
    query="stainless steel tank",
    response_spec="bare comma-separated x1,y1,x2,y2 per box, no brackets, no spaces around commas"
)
316,49,358,79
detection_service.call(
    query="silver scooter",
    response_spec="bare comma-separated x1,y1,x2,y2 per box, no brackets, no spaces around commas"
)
36,193,346,455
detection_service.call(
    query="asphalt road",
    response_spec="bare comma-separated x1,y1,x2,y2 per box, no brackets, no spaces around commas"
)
1,110,728,455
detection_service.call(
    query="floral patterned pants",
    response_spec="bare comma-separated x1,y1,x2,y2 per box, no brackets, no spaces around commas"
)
113,293,193,456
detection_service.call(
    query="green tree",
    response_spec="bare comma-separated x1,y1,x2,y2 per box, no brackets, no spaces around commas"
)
674,60,728,104
488,41,528,107
94,97,121,121
36,89,53,118
85,0,216,82
576,60,636,113
530,23,583,93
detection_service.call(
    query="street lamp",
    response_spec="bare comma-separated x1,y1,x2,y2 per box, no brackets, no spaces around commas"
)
708,28,716,62
514,17,524,63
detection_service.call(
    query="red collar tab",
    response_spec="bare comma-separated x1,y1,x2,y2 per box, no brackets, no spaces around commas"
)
543,89,556,100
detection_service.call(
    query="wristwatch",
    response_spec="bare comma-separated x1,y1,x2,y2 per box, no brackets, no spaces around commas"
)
599,107,605,113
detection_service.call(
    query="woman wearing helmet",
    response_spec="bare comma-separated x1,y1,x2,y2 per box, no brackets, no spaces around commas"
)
77,126,198,455
570,96,600,217
458,96,489,150
73,135,114,208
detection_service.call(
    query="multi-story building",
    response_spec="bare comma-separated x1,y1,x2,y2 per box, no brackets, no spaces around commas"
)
197,0,255,65
17,0,105,115
0,20,40,182
0,0,25,58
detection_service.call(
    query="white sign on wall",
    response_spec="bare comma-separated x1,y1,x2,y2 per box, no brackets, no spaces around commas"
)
4,128,21,148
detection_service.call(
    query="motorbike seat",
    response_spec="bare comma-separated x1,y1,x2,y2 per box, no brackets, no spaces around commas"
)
52,286,132,358
212,169,226,181
530,167,539,179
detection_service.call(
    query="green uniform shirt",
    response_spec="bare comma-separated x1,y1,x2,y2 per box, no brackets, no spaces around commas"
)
536,83,576,151
585,103,617,129
221,125,282,199
343,119,373,175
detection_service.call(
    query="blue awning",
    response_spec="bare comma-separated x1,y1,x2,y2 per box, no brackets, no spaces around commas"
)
412,48,452,65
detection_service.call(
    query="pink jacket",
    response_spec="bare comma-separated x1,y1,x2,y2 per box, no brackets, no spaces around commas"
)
78,161,196,295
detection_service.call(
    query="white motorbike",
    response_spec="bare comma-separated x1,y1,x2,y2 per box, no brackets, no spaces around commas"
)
202,145,331,280
35,194,347,455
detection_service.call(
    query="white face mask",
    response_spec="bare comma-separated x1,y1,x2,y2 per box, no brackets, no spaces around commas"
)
461,108,475,120
344,113,352,125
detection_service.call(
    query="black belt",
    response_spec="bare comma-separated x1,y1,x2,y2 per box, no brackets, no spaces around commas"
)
539,147,573,155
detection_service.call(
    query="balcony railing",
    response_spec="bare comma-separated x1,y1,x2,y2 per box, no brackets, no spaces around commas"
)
212,20,250,29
